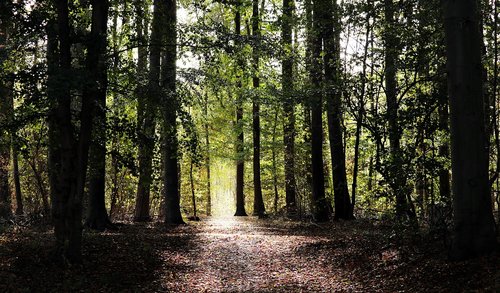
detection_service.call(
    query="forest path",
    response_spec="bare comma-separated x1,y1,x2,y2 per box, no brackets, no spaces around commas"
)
156,217,349,292
0,216,497,292
153,217,378,292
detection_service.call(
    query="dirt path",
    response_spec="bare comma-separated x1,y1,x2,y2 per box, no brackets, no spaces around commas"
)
0,216,497,292
157,217,347,292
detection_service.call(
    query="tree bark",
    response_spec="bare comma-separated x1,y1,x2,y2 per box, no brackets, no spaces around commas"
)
323,0,352,220
204,94,212,216
282,0,297,216
162,0,184,224
85,0,112,231
0,0,12,219
12,136,22,215
442,0,497,259
234,3,247,217
383,0,411,221
272,108,279,213
190,159,197,218
251,0,265,217
310,0,329,222
351,1,372,218
134,0,155,222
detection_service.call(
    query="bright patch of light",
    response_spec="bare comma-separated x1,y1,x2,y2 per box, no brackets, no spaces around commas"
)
210,159,236,217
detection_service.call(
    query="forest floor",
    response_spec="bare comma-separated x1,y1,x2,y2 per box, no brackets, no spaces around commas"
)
0,216,498,292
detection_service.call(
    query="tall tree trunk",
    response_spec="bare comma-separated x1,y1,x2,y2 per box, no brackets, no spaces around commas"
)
162,0,184,224
272,107,279,213
351,1,372,218
442,0,497,259
190,159,197,218
310,0,329,222
302,0,313,206
85,0,112,231
49,0,106,263
204,94,212,216
0,0,12,219
234,3,247,217
12,136,22,215
282,0,297,216
29,159,49,215
134,0,155,222
384,0,411,221
438,73,451,204
323,0,352,220
252,0,265,217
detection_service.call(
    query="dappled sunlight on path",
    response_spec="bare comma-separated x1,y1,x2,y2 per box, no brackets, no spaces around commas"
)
156,217,354,292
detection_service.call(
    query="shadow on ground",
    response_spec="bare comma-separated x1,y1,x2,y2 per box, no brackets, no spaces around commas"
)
0,223,199,292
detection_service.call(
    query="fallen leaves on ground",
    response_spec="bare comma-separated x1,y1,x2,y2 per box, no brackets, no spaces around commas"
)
0,217,498,292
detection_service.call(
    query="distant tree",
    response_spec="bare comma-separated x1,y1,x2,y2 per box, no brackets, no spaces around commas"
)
442,0,498,259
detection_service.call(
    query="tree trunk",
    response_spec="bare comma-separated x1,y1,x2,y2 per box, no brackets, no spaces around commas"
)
272,107,279,213
134,0,155,222
29,159,50,215
282,0,297,217
204,94,212,216
162,0,184,224
48,0,106,263
251,0,265,217
310,0,329,222
442,0,497,259
190,159,197,218
384,0,411,221
0,1,12,219
323,0,352,220
12,137,22,215
351,1,372,218
234,3,247,217
85,0,112,231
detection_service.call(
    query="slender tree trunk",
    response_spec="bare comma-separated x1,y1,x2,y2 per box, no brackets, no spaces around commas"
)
0,1,12,219
310,0,329,222
272,108,279,213
282,0,297,217
204,94,212,216
251,0,265,216
134,0,155,222
12,138,22,215
442,0,497,259
438,74,451,204
351,3,371,217
234,3,247,217
323,0,352,220
85,0,112,231
29,159,50,215
162,0,184,224
190,159,197,218
302,0,313,206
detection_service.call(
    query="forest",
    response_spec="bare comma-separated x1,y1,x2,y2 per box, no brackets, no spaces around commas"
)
0,0,499,291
